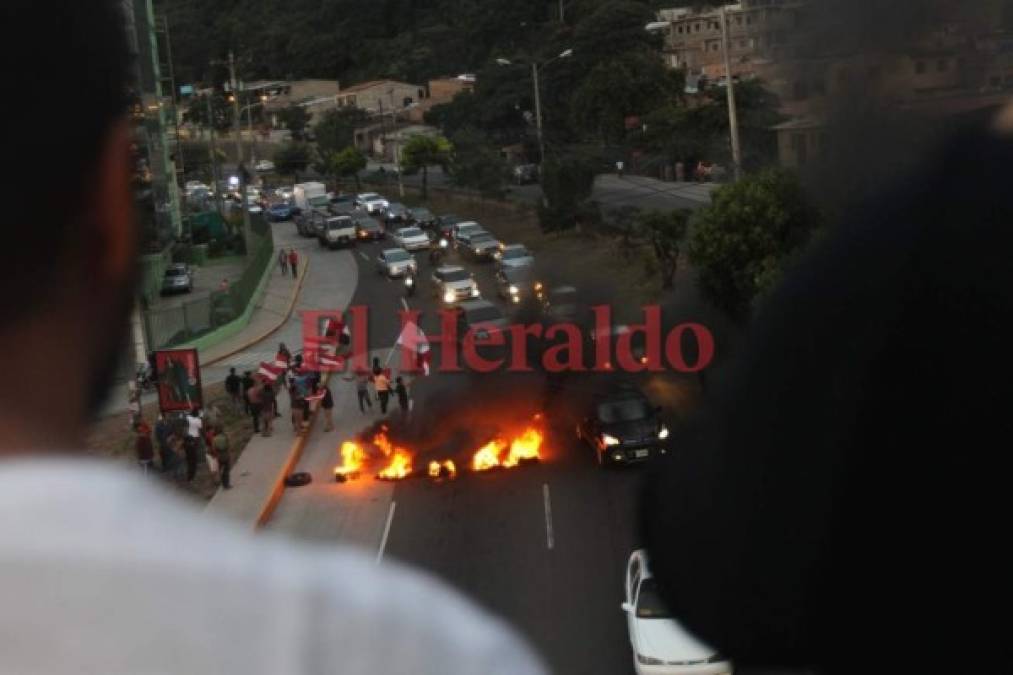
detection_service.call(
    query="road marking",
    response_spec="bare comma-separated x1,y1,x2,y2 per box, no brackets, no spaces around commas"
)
400,297,409,311
542,483,555,550
376,501,397,565
358,251,370,261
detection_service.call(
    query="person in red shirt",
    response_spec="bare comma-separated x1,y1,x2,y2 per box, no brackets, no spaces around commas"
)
135,422,154,476
288,248,299,276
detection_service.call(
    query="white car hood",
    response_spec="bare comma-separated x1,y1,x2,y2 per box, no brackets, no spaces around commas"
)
444,279,475,291
402,234,430,245
634,617,717,664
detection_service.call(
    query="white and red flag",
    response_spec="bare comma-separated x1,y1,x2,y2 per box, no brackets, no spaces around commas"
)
396,320,431,376
257,361,285,382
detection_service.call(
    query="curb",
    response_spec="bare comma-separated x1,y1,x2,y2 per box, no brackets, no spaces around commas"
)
252,371,332,530
204,258,310,367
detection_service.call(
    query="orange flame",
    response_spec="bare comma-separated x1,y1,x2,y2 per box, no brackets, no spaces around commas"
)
335,441,365,478
374,428,413,479
470,425,543,471
428,459,458,479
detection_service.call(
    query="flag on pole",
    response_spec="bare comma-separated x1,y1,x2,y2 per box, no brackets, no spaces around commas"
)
257,361,285,382
396,320,431,376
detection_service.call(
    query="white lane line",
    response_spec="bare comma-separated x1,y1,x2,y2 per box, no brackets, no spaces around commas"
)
542,483,555,550
400,297,410,311
357,251,370,261
376,501,397,565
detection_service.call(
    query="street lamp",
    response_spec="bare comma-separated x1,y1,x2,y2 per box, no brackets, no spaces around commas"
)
646,13,742,180
240,94,269,164
495,48,573,165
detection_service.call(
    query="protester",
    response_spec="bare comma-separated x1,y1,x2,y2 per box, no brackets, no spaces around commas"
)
0,5,546,673
278,249,288,276
246,378,263,433
289,383,305,433
394,375,410,417
240,370,255,414
374,368,391,415
225,367,241,411
288,248,299,276
212,425,231,489
134,422,153,476
260,382,276,436
315,380,334,431
183,407,203,482
154,414,173,473
344,367,372,414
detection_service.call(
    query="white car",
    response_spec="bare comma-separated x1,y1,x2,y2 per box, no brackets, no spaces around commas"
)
623,550,732,675
375,248,417,278
355,192,389,214
431,265,480,305
184,180,209,193
276,186,294,201
254,159,275,172
391,226,431,251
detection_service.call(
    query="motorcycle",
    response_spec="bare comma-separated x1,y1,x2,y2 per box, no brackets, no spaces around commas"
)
404,272,417,297
428,237,449,265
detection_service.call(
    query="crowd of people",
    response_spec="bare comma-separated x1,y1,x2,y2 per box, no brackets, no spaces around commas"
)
131,406,232,490
344,356,412,417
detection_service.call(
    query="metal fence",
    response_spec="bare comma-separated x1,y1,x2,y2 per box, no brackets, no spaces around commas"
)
143,217,274,350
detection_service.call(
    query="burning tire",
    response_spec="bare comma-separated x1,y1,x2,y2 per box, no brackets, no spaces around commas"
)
284,472,312,487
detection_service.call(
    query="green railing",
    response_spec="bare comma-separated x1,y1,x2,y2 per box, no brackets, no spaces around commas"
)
144,214,274,350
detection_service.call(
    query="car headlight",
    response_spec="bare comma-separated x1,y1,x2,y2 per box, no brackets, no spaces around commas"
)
534,282,543,291
474,247,481,254
509,284,519,295
471,287,480,297
658,426,669,440
636,653,664,666
602,434,620,446
443,290,456,304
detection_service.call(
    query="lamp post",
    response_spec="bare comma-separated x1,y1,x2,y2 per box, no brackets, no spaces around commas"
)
646,14,742,180
496,48,573,166
239,95,268,165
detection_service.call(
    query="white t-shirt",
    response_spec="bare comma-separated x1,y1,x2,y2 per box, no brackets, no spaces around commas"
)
186,413,202,438
0,459,545,675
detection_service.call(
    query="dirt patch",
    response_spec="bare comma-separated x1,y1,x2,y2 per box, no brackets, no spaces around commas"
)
86,381,255,503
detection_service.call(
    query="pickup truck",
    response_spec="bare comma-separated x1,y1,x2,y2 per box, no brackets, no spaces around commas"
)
317,215,356,249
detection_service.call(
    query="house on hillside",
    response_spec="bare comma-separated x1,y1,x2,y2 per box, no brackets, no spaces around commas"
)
335,80,426,114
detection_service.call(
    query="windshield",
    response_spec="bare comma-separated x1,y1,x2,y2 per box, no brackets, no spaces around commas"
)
502,268,531,283
308,196,329,206
164,268,186,277
360,193,379,200
597,398,652,424
399,228,424,238
502,248,529,259
466,306,503,323
385,250,411,262
327,218,350,229
441,269,471,282
635,579,671,619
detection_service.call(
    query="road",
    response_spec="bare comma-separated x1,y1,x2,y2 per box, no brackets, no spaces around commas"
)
259,212,688,674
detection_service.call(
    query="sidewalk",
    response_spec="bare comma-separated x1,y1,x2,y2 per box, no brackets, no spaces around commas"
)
98,258,308,420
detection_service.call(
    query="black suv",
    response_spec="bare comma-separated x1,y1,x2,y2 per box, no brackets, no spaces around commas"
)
576,386,669,467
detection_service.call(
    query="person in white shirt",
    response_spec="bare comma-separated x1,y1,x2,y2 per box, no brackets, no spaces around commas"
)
0,4,545,674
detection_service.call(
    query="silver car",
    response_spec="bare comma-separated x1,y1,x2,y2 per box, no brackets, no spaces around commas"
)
495,243,535,270
160,263,193,295
375,248,417,277
431,265,480,305
468,233,501,260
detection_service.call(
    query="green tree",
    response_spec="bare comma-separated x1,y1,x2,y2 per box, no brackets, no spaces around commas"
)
314,107,369,158
689,168,822,317
183,93,232,132
323,146,367,192
273,142,313,181
448,128,508,198
275,105,313,140
537,155,598,232
400,134,453,199
635,209,691,290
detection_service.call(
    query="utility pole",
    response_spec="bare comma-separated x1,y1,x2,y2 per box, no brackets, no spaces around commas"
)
206,95,224,216
227,50,252,254
719,6,742,181
559,0,565,23
532,62,545,165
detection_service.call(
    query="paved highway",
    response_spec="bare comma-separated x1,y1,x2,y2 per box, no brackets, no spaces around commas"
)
264,213,694,674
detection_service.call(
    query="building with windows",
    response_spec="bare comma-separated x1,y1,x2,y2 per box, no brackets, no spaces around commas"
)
335,80,426,114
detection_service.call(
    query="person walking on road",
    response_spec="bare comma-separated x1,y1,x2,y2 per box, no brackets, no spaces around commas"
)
394,375,410,418
260,382,276,437
344,368,372,414
315,381,335,431
183,407,203,482
212,426,231,489
288,248,299,276
278,249,288,276
225,367,241,411
374,369,391,415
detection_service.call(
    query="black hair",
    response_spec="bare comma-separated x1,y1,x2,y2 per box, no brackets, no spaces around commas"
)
2,1,131,319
